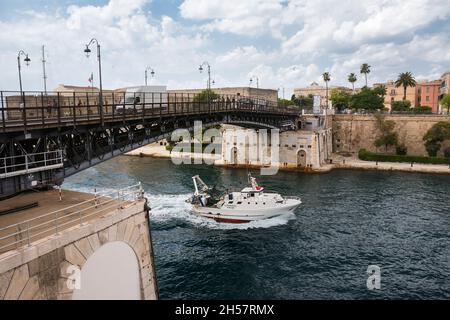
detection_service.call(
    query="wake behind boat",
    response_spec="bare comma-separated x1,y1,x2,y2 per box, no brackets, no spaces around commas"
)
186,174,301,223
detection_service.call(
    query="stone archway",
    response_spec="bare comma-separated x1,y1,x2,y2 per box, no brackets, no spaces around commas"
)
72,241,141,300
297,150,307,168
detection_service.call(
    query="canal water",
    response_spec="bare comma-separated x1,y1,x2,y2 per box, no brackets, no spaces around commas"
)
63,156,450,299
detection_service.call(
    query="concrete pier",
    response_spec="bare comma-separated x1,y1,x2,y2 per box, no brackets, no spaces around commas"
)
0,187,158,300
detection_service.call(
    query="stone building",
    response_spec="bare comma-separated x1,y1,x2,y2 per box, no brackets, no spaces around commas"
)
168,87,278,103
217,114,333,171
440,70,450,100
417,80,441,113
293,82,353,108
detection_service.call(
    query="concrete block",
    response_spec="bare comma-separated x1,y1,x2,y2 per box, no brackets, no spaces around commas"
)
87,233,101,252
98,228,109,245
4,264,29,300
116,220,128,241
134,212,147,225
32,288,47,300
128,226,141,248
64,244,86,267
143,283,157,300
59,260,74,279
108,224,118,242
27,258,40,277
0,269,14,299
74,238,93,260
123,217,135,243
57,277,73,295
19,275,40,300
57,292,73,300
0,251,22,274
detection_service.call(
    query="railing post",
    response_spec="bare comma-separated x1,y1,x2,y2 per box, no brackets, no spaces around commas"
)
174,93,177,115
112,91,115,120
40,92,45,127
22,92,28,134
1,91,5,133
57,92,61,128
26,221,30,246
73,92,76,126
25,155,28,172
94,188,98,208
86,92,90,121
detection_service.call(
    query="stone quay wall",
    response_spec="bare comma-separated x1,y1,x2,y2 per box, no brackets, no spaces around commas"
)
333,114,450,156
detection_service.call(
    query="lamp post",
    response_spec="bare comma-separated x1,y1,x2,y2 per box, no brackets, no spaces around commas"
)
199,62,212,112
145,67,155,86
84,38,104,126
249,76,259,89
17,50,31,96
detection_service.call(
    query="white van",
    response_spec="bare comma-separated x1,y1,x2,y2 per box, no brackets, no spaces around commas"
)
116,86,168,114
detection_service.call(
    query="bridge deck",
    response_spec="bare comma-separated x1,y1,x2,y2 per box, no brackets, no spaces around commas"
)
0,186,141,254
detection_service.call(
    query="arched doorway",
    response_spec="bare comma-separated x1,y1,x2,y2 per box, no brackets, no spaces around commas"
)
297,150,307,168
72,241,141,300
230,147,238,164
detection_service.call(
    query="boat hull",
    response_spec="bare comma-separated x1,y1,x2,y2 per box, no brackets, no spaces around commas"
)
191,199,301,223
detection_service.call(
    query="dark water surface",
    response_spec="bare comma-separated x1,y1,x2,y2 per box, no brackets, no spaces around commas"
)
64,156,450,299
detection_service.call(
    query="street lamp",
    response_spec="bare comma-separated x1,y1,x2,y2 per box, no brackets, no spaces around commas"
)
17,50,31,96
199,62,211,90
145,67,155,86
249,76,259,89
199,62,212,112
84,38,104,125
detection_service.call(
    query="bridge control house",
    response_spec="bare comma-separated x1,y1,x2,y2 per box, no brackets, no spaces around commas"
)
217,112,333,171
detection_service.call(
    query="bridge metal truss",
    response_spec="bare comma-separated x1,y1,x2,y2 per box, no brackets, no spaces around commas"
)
0,90,300,198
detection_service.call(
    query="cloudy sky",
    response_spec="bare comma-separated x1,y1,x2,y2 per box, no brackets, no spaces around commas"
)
0,0,449,97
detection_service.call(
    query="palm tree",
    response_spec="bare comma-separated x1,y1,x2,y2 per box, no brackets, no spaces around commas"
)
322,72,331,108
348,73,357,93
360,63,371,87
395,72,417,101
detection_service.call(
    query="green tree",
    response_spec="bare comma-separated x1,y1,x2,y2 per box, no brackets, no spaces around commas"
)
374,113,398,152
278,98,292,107
423,121,450,156
395,72,417,101
291,94,313,109
349,87,384,111
441,93,450,114
193,89,219,103
330,88,351,111
348,73,357,93
391,100,412,112
373,85,387,100
360,63,371,87
322,72,331,107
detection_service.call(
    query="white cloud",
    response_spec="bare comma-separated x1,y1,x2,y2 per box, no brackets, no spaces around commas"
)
0,0,448,94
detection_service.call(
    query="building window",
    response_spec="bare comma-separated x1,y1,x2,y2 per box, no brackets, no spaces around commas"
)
426,87,430,93
426,96,430,102
390,89,396,95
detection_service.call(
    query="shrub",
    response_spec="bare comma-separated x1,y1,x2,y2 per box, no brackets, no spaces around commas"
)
444,148,450,158
358,149,450,165
412,106,432,114
391,100,411,112
396,144,407,155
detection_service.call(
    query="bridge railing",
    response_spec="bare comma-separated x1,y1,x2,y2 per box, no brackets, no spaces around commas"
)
0,90,299,132
0,150,63,179
0,183,145,254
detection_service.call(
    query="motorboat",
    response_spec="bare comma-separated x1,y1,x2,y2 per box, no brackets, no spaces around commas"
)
186,174,301,223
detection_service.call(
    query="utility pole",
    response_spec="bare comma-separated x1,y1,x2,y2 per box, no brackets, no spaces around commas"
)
41,45,48,94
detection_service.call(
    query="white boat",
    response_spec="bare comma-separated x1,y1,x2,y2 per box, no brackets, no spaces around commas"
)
186,174,301,223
